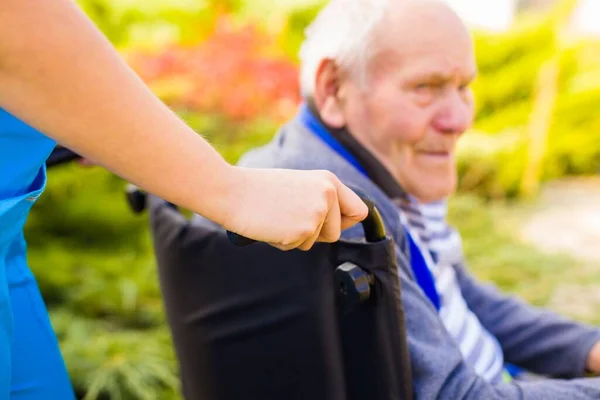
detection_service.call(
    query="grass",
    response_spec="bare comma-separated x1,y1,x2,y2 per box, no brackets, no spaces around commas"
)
449,194,599,325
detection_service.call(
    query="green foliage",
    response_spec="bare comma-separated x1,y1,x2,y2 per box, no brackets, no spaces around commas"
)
52,311,179,400
75,0,223,49
472,18,556,118
76,0,144,46
25,164,179,399
458,12,600,199
276,4,324,62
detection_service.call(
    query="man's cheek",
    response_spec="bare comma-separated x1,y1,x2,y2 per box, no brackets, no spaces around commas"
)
393,116,427,143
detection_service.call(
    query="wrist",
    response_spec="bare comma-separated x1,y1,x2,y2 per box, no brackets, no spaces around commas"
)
209,164,243,229
187,159,239,228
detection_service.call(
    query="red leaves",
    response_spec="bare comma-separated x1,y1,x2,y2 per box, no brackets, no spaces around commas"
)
128,16,301,123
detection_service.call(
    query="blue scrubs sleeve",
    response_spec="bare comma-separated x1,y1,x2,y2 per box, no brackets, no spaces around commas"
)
0,109,74,399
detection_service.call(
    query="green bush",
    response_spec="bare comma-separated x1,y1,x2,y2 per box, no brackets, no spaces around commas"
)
25,163,174,399
52,310,179,400
457,12,600,199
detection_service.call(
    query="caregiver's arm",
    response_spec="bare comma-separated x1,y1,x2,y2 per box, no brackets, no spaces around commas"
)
0,0,367,250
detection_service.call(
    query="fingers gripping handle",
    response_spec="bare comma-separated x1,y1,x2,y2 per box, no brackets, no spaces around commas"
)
227,189,386,246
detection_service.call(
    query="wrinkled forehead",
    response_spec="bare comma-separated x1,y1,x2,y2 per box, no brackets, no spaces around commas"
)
370,0,477,79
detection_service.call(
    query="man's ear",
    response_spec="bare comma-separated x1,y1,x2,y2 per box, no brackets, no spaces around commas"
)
313,59,346,129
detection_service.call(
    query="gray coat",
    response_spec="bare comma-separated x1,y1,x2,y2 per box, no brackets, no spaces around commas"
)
237,114,600,399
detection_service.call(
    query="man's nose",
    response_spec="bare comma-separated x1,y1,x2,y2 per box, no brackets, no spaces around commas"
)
432,91,473,134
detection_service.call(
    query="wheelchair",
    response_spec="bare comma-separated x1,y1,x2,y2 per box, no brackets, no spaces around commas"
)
47,146,415,400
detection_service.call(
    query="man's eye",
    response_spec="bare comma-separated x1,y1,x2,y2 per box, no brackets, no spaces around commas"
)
415,83,433,90
411,83,439,104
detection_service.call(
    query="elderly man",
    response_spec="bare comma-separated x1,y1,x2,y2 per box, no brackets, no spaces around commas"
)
237,0,600,398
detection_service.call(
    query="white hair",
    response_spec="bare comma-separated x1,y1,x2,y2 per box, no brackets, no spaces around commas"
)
298,0,391,99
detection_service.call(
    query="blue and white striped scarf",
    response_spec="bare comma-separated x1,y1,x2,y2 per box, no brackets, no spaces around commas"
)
395,195,508,384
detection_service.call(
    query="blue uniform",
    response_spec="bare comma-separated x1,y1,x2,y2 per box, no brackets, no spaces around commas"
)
0,109,74,399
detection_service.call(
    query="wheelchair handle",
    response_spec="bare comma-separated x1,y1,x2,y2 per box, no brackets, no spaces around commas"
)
46,146,81,168
228,190,387,246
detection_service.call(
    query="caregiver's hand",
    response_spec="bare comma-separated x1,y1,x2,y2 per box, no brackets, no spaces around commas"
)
0,0,367,251
224,167,368,251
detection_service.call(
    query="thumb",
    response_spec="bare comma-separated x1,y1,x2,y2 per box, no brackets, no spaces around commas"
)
334,179,368,223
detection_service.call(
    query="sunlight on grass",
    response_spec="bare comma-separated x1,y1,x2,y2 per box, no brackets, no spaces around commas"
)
450,194,598,318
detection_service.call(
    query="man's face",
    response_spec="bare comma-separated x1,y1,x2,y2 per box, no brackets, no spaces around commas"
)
334,2,477,203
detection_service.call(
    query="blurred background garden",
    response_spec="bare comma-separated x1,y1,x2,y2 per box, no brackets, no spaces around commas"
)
29,0,600,398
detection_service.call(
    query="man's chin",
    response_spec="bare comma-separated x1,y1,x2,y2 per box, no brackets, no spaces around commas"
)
407,182,456,204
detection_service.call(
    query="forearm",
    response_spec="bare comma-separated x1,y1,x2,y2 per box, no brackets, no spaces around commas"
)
0,0,234,225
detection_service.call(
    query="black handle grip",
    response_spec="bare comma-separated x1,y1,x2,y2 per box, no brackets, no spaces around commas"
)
46,146,81,168
227,189,386,246
226,231,257,247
